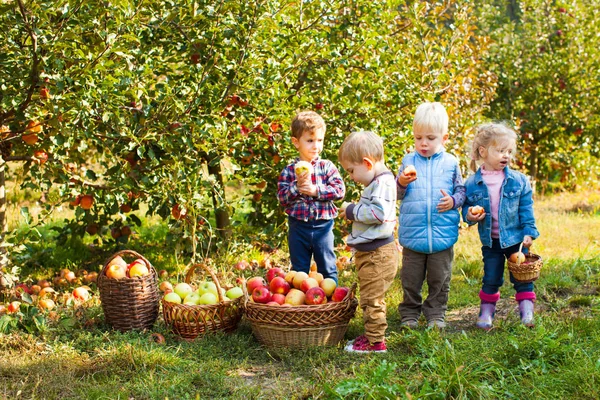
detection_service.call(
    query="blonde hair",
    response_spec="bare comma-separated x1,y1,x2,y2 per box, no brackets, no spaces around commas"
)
413,102,448,136
470,122,518,172
338,131,384,164
291,111,326,139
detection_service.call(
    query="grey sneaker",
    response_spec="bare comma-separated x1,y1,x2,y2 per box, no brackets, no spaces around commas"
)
400,319,418,329
427,319,446,329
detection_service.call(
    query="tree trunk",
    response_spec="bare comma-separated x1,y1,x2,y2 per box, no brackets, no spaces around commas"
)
207,160,231,239
0,157,7,269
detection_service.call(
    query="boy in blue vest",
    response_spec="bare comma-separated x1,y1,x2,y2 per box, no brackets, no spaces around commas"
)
396,102,466,329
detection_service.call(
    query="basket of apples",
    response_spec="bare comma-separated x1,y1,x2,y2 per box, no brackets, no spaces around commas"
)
97,250,160,332
242,265,358,349
161,263,244,340
507,249,543,283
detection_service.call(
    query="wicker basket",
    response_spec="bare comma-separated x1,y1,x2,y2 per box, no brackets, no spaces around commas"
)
243,283,358,349
507,253,543,283
162,263,243,340
97,250,160,332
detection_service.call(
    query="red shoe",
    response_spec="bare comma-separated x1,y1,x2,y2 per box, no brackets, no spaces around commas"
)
344,336,387,353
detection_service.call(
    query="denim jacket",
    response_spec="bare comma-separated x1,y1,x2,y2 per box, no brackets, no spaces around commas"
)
462,166,539,249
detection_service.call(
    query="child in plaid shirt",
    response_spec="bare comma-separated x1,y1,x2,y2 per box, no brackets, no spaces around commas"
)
277,111,345,282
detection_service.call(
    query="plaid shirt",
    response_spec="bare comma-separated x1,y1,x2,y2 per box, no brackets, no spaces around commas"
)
277,157,345,221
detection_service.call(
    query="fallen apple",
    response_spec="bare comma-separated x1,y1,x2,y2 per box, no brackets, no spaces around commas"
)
7,301,21,313
72,286,90,301
38,298,55,311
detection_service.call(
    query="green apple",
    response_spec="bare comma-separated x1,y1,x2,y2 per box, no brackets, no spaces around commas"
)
225,286,243,300
198,292,218,305
197,281,218,297
174,282,193,299
164,292,182,304
183,292,202,305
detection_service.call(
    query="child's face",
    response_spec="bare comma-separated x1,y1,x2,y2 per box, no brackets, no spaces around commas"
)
292,128,324,162
340,158,374,187
413,129,448,158
480,141,515,171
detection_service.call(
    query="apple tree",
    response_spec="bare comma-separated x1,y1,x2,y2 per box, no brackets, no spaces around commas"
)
476,0,600,190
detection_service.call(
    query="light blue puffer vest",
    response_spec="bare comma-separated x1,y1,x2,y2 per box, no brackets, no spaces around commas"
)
398,151,460,254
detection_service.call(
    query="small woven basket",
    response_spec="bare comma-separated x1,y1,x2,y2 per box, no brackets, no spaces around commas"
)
97,250,160,332
162,263,243,340
507,253,543,283
243,283,358,349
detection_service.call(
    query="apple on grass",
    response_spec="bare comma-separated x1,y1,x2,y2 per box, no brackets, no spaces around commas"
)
320,278,337,297
266,267,285,283
38,298,55,311
174,283,194,299
7,301,21,313
252,286,272,304
292,271,309,289
284,288,306,306
163,292,182,304
305,287,327,305
331,287,350,302
225,287,243,300
72,286,90,301
269,277,291,295
159,281,173,293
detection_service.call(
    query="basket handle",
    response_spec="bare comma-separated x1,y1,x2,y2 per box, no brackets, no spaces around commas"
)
184,263,225,303
100,249,155,277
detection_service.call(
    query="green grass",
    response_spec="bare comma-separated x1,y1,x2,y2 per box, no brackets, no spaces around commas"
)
1,191,600,399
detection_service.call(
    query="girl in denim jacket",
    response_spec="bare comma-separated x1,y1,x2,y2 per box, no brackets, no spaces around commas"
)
463,123,540,329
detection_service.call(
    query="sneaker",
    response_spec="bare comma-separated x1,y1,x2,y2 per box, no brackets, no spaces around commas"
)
518,299,535,327
344,336,387,353
476,302,496,330
400,319,418,329
427,319,446,329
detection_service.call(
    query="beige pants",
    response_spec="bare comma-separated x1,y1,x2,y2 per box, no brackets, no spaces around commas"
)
355,241,399,343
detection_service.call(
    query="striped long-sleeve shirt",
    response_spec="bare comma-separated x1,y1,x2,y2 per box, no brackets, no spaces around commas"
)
277,157,345,221
345,171,397,251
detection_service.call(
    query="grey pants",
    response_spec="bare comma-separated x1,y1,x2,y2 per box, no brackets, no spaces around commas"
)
398,246,454,322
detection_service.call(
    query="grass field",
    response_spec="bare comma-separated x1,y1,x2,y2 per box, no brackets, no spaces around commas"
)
0,191,599,399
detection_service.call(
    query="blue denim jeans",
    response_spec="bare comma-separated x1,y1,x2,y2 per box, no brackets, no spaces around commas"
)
288,217,338,283
481,239,534,295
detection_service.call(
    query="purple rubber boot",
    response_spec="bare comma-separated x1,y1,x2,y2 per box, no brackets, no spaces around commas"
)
476,291,500,330
516,292,536,327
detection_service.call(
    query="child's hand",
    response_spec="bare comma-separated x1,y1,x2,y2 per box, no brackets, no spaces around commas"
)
298,181,317,197
339,201,352,219
522,235,533,248
437,189,453,213
397,170,417,187
466,206,486,222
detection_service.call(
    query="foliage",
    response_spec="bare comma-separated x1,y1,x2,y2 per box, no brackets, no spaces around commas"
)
1,0,493,257
476,0,600,189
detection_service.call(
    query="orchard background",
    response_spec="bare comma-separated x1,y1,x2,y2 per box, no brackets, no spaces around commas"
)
0,1,599,399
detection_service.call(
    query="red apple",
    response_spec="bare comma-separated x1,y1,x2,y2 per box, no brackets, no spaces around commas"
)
266,267,285,283
300,277,319,293
7,301,21,313
320,278,337,297
266,301,280,306
284,289,306,306
158,270,169,279
79,194,94,210
331,286,350,302
271,293,286,305
305,287,327,305
252,286,272,304
292,271,309,289
171,203,186,220
246,276,267,295
234,260,249,271
269,277,291,295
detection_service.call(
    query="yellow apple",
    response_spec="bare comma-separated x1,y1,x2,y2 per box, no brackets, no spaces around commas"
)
320,278,337,297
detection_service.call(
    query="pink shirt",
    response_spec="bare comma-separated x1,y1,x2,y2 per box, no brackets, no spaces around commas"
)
481,166,505,238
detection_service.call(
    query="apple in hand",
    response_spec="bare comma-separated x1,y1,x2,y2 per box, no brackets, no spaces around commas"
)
305,287,327,305
269,277,291,295
284,288,306,306
252,286,273,304
266,267,285,283
246,276,267,295
225,287,244,300
320,278,337,297
509,252,526,264
471,206,485,216
331,286,350,302
403,165,417,178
